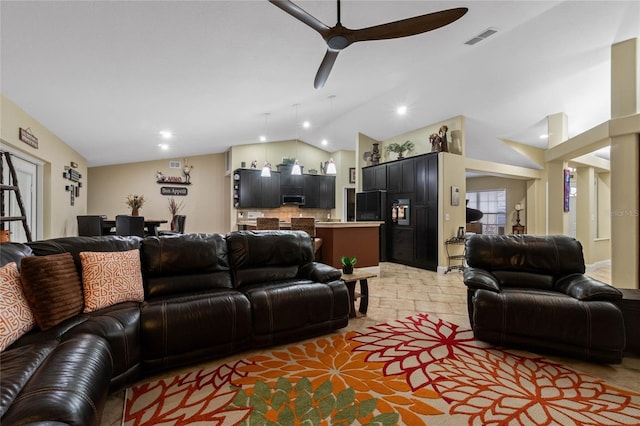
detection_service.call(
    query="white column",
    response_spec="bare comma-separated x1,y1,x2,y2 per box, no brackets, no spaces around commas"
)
610,39,639,289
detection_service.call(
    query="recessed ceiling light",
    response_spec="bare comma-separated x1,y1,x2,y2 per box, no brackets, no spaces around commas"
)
158,143,169,151
321,139,328,146
303,121,311,129
539,134,548,139
259,135,267,142
159,130,173,139
397,105,407,115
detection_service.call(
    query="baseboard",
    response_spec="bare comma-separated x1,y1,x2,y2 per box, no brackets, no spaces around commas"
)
436,265,449,274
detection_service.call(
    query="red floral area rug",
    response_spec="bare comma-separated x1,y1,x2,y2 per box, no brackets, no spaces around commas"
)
123,314,640,425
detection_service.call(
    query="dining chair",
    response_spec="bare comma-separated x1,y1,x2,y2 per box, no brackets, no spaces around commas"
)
174,215,186,233
159,215,187,236
290,217,322,259
115,215,145,237
77,215,108,236
256,217,280,230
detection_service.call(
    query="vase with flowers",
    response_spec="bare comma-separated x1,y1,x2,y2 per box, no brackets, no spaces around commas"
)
167,197,184,230
125,194,145,216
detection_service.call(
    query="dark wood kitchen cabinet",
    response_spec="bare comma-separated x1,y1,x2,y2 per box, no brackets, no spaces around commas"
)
387,159,414,193
386,153,438,270
277,164,304,196
413,154,438,270
303,174,335,209
234,169,281,208
362,164,387,191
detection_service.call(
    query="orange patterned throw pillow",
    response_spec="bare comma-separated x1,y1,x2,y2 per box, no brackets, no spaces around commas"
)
0,262,36,351
80,250,144,313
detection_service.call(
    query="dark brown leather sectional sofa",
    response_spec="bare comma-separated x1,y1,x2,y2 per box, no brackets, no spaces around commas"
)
463,234,625,364
0,230,350,425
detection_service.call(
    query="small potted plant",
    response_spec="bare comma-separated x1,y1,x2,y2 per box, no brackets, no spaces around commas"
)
385,140,415,160
125,194,145,216
341,256,357,275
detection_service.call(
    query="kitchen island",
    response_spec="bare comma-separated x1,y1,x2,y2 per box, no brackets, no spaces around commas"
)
236,220,384,268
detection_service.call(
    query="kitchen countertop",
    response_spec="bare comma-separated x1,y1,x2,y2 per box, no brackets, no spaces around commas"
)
237,220,383,228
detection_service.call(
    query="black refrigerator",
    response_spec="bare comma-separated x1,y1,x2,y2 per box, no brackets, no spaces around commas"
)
356,190,387,261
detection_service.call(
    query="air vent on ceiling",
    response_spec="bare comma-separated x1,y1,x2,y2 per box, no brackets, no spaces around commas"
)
464,27,498,45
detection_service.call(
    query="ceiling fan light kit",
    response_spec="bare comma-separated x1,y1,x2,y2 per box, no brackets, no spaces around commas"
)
269,0,468,88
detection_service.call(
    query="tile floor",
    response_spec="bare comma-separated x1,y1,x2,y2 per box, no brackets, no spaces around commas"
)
100,261,639,425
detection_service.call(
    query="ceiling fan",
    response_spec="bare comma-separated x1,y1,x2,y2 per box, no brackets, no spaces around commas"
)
269,0,468,89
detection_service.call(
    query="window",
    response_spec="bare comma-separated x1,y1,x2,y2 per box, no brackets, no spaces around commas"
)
467,189,506,235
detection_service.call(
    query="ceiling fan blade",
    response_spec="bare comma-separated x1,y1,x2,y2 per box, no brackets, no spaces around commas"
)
269,0,330,35
314,50,339,89
352,7,468,42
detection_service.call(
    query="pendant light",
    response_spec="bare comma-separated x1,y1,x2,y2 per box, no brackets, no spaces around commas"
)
260,113,271,177
326,158,337,174
325,95,337,175
261,161,271,177
291,104,302,175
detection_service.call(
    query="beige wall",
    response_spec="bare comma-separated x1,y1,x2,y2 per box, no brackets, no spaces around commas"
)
332,150,356,220
439,153,467,267
1,94,88,239
229,140,333,175
88,154,230,234
380,116,464,162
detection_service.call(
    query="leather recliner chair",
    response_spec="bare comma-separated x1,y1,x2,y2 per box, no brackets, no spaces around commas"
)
463,234,625,363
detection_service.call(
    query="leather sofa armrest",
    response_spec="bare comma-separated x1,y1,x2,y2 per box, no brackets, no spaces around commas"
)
298,262,342,283
555,273,623,301
463,267,501,292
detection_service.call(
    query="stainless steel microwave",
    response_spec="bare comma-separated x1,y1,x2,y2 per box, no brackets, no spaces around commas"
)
282,195,305,205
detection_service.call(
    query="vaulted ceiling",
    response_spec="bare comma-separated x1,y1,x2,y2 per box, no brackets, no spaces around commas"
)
1,1,638,167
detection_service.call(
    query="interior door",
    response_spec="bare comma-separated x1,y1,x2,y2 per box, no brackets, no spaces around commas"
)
3,155,38,242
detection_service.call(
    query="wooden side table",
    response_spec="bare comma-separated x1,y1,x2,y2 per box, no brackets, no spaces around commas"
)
614,288,640,355
341,269,377,318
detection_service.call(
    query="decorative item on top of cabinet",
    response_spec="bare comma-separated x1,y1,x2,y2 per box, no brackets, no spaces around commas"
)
371,142,381,165
386,140,414,160
429,125,450,153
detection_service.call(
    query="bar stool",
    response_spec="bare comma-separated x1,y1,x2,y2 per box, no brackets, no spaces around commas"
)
256,217,280,230
290,217,322,259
